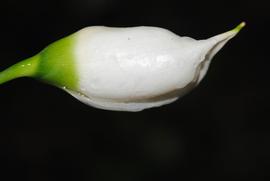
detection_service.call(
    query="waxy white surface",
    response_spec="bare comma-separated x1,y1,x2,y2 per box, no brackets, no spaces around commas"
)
67,26,241,111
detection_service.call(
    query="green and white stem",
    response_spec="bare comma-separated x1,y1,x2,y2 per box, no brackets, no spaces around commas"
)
0,22,245,111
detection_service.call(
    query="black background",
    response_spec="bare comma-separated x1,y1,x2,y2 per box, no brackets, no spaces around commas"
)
0,0,269,180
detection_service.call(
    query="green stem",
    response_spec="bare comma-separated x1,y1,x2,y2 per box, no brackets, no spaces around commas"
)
0,54,40,85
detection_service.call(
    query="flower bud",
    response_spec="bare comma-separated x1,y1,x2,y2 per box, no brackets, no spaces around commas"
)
0,22,245,111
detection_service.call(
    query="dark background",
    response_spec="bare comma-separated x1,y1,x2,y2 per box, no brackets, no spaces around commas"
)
0,0,269,180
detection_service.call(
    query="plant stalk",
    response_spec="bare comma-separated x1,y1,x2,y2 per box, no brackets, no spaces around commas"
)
0,54,40,85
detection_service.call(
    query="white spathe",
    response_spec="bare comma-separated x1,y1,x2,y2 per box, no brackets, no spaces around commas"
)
66,25,241,111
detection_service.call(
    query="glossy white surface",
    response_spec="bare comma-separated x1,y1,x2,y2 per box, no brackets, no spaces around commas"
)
68,26,238,111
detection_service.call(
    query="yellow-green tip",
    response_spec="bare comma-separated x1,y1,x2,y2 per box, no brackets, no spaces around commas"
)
233,22,246,32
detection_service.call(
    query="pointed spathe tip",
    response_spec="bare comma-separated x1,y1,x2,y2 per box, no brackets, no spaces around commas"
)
198,22,246,67
232,22,246,33
207,21,246,43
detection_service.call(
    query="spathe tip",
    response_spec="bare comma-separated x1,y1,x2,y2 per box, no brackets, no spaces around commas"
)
232,22,246,33
207,21,246,43
197,22,246,67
